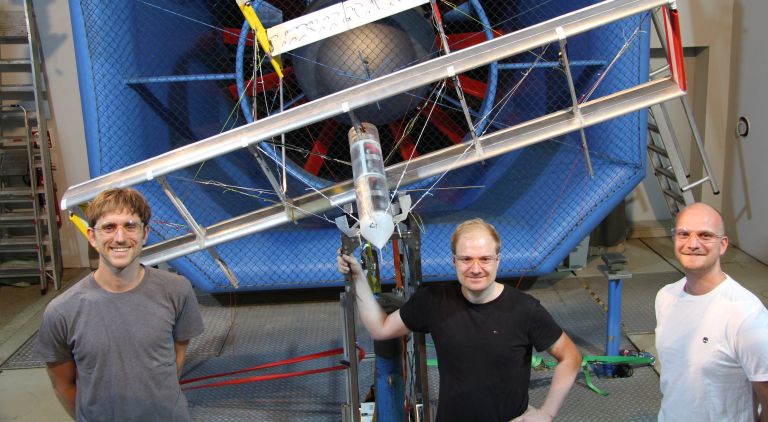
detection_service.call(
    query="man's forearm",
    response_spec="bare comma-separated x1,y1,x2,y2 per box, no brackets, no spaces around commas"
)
350,271,388,338
753,381,768,422
46,362,77,419
176,359,185,378
53,384,77,419
539,356,580,417
175,340,190,379
338,253,408,340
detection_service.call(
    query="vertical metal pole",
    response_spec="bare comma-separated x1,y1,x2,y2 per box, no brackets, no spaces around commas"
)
340,236,361,422
401,216,431,422
340,291,360,422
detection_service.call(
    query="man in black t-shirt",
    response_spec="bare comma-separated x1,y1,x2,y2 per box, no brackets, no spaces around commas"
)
338,218,581,421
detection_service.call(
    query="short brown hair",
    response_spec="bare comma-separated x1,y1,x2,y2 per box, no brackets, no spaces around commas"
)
451,218,501,255
86,188,151,227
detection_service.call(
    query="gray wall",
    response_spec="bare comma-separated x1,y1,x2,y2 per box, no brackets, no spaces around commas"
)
7,0,765,266
721,0,768,263
34,0,90,267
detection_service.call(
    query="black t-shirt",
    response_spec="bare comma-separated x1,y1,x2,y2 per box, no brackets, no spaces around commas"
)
399,283,562,422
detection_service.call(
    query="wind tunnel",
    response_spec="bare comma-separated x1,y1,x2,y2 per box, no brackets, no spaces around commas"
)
68,0,653,292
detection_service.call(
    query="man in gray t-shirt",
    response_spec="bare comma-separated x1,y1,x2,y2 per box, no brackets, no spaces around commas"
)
35,188,204,421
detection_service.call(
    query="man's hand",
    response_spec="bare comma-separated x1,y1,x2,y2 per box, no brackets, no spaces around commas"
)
337,249,363,277
336,248,411,340
510,405,554,422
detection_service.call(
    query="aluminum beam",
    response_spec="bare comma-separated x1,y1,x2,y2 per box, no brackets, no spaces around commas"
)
140,78,684,265
61,0,672,210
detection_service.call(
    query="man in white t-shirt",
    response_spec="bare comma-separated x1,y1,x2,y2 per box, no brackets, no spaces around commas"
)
655,203,768,421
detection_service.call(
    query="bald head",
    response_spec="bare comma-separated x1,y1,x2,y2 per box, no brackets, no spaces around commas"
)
673,202,729,288
675,203,725,236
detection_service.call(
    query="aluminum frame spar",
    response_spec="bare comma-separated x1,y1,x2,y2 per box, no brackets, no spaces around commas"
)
156,176,241,288
61,0,673,209
59,0,682,266
139,77,684,265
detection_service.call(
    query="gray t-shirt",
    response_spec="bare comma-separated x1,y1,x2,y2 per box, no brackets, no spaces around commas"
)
35,267,204,421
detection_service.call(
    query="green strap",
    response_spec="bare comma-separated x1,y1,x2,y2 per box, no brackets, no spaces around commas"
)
424,344,654,396
580,356,655,396
427,356,617,395
581,361,609,397
534,355,653,369
583,355,654,365
531,355,543,368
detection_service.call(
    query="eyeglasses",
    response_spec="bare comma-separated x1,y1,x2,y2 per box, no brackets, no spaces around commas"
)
94,221,144,235
671,228,724,243
454,255,499,267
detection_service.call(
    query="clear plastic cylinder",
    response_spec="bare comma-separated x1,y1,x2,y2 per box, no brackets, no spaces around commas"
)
348,123,394,249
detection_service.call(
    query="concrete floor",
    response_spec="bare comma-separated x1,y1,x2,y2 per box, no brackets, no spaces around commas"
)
0,236,766,421
0,268,88,422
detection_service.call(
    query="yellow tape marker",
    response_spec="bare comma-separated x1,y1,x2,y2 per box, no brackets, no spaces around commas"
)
69,211,89,239
236,0,284,79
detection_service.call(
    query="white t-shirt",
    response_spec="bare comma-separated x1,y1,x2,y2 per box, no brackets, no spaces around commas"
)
655,275,768,422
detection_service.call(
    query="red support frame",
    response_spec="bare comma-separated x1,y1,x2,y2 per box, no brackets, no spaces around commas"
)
303,119,339,175
662,6,687,91
388,123,420,161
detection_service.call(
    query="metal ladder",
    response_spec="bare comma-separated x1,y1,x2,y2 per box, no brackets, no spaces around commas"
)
647,10,720,217
0,0,62,292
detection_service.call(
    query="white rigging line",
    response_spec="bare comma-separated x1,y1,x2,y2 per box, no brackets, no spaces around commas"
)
478,44,553,137
167,176,338,225
387,81,448,202
134,0,653,233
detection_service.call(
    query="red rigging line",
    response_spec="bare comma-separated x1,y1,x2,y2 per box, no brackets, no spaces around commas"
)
181,346,365,390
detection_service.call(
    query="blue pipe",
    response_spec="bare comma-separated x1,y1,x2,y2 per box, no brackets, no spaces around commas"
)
605,278,623,356
68,0,101,178
374,338,406,421
124,74,238,85
497,60,606,70
466,0,497,138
